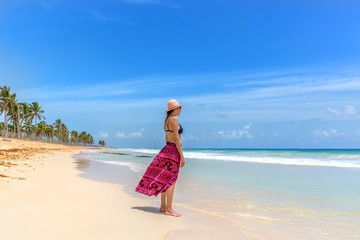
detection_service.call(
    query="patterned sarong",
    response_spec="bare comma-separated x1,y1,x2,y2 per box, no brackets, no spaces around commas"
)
135,142,180,196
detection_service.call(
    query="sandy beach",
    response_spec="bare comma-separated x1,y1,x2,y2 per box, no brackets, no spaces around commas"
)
0,137,182,240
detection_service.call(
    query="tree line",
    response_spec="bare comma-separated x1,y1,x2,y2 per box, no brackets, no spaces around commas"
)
0,85,104,146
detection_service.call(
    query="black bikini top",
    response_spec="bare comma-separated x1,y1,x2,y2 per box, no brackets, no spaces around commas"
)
165,117,183,134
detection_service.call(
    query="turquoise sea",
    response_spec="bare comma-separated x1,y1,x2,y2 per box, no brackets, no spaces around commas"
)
77,148,360,240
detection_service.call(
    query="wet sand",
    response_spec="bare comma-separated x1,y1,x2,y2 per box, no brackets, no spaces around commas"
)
0,137,182,240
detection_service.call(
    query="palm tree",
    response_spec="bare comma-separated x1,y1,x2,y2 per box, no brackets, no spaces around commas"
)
3,91,21,138
16,101,21,138
70,130,79,144
79,131,87,145
59,123,69,143
29,102,45,126
99,140,105,147
88,134,94,145
22,120,33,138
30,124,37,140
8,100,21,138
19,103,33,139
36,121,48,140
53,119,63,142
83,134,90,145
0,100,8,137
1,86,95,143
0,86,15,137
13,102,33,138
8,123,14,134
46,124,55,142
20,102,32,124
0,122,4,133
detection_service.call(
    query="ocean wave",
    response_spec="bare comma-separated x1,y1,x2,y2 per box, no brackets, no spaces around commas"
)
183,152,360,168
74,151,146,173
93,160,145,173
73,153,94,160
90,148,360,169
117,148,160,155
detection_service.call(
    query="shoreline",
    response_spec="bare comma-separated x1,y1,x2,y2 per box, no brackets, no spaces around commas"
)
77,149,264,240
0,138,182,240
4,138,359,239
81,147,360,240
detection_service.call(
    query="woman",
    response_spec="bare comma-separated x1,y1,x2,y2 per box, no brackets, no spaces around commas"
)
135,99,185,217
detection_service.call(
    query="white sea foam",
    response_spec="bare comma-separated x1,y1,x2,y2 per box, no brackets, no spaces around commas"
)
74,151,146,173
88,149,102,153
73,153,94,160
184,152,360,168
135,148,359,168
117,148,160,155
93,159,145,173
89,148,360,169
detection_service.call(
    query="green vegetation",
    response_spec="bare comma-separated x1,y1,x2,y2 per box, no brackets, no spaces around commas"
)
98,140,106,147
0,85,95,145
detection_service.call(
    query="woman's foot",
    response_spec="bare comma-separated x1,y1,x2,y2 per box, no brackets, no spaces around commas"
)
159,207,166,212
165,209,181,217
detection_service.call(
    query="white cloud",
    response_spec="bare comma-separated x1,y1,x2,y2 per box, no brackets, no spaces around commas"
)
244,123,251,130
326,107,340,115
214,123,253,139
129,128,144,138
326,105,358,116
115,132,126,138
116,128,145,138
344,105,357,115
181,134,198,141
97,131,109,138
17,68,360,108
14,67,360,125
313,128,345,138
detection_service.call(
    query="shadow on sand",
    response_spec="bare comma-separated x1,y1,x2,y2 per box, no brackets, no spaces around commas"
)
131,206,163,215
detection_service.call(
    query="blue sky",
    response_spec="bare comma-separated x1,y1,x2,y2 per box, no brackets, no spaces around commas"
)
1,0,360,148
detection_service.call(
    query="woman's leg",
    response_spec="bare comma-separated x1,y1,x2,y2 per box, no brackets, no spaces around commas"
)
160,192,166,212
164,184,181,217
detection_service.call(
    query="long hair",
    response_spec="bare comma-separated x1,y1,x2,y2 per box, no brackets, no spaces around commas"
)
165,110,174,124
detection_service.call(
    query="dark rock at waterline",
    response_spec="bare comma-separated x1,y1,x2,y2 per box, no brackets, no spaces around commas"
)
100,152,131,155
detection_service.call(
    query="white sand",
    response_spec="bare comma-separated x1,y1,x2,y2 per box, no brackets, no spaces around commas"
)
0,138,182,240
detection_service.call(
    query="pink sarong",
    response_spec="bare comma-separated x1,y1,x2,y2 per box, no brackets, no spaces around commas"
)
135,142,180,196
